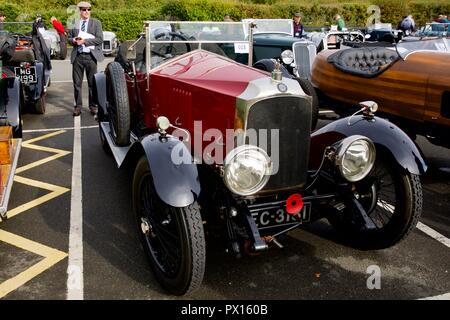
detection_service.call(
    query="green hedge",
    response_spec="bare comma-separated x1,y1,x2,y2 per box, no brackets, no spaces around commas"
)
1,0,450,41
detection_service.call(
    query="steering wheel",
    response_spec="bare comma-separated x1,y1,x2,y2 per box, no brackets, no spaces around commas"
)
152,31,192,59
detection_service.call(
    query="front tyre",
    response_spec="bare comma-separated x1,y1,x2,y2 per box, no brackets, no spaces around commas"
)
133,157,206,295
329,155,422,249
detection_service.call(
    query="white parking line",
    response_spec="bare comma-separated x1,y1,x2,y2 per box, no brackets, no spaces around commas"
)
24,125,98,133
67,116,84,300
416,222,450,250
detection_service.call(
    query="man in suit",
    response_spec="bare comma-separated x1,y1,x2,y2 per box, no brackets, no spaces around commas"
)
68,1,104,116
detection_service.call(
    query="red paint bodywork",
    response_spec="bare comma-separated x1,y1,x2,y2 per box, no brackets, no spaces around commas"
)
127,50,268,157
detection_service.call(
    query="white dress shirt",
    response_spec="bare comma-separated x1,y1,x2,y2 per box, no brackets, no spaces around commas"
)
77,19,91,53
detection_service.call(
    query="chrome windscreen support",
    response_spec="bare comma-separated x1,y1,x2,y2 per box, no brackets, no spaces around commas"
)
248,22,255,67
145,22,151,92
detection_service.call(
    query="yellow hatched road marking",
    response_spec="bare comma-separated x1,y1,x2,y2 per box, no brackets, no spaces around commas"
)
21,130,67,145
7,176,70,219
16,130,71,174
0,130,71,298
0,229,67,299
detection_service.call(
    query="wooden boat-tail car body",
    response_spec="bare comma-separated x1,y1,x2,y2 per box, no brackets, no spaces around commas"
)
311,39,450,146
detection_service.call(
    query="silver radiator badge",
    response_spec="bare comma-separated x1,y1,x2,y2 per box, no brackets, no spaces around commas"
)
277,82,288,93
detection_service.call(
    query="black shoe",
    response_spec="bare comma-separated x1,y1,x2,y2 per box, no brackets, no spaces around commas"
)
89,106,98,115
73,107,81,116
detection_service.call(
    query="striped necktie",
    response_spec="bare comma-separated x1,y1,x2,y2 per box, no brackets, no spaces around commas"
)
78,20,87,53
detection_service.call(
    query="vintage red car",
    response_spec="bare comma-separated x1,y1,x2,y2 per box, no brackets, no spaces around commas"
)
93,21,426,295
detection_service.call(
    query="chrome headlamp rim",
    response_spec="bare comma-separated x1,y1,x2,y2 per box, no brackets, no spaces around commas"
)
334,135,376,182
281,49,294,65
223,145,272,196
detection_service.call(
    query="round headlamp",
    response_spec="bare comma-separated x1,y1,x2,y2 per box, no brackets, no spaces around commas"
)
281,50,294,65
223,145,272,196
334,136,376,182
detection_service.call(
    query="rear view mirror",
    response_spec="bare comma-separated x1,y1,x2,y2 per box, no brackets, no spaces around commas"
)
123,40,137,60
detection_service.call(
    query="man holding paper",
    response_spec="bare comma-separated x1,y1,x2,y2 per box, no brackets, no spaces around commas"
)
68,1,104,116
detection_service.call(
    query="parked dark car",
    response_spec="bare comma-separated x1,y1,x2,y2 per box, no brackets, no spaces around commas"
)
0,22,50,114
94,21,426,296
0,33,25,220
360,23,404,43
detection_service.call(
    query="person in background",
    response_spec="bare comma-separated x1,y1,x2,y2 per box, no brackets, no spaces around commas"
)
68,1,104,116
399,15,415,35
224,13,233,22
50,16,67,58
32,14,52,72
437,15,449,23
293,12,304,38
0,12,5,30
333,14,346,31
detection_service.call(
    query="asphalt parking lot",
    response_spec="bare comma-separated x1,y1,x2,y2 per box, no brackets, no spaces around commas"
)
0,55,449,300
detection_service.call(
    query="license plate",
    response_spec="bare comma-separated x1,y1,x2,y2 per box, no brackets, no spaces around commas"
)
250,202,311,230
14,66,37,84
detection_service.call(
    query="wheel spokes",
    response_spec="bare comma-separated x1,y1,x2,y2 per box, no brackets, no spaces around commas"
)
139,175,182,277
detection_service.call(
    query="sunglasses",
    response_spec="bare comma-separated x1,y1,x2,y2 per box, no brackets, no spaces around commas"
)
81,8,91,12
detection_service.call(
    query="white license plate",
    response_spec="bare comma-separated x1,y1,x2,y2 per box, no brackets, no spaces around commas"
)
14,66,37,84
250,202,311,230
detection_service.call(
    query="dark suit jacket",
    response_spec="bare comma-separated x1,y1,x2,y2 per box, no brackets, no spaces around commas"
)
68,18,104,64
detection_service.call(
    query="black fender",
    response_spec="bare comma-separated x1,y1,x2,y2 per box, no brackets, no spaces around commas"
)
131,133,201,208
311,115,427,175
3,78,21,128
94,72,107,114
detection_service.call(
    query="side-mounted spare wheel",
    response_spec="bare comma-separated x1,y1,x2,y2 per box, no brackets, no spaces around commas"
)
105,61,130,146
297,78,319,130
253,58,292,78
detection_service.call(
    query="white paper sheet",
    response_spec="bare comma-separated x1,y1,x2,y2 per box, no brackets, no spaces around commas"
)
77,31,95,51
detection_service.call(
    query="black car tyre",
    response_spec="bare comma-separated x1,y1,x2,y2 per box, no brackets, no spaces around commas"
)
133,156,206,295
105,62,130,146
14,83,24,138
32,94,46,114
296,78,319,130
59,43,67,60
328,155,422,249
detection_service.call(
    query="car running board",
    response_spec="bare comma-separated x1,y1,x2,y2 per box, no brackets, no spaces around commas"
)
100,122,133,168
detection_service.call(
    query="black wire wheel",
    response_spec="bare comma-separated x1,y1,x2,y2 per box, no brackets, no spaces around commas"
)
105,62,130,146
132,156,205,295
329,154,422,249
